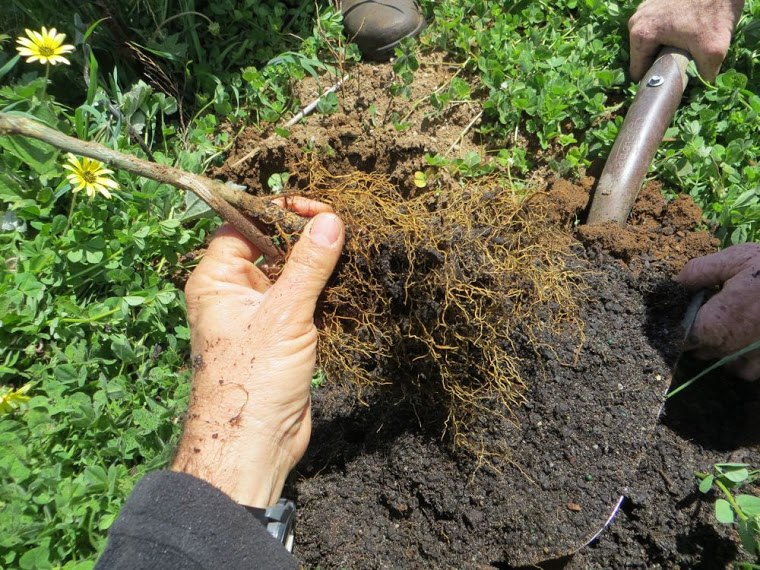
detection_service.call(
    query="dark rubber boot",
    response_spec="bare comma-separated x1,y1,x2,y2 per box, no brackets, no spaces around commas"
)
341,0,426,60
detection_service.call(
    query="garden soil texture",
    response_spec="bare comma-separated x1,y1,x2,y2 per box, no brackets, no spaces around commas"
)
217,59,760,569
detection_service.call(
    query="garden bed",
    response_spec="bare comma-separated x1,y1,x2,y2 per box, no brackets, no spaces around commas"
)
218,60,758,568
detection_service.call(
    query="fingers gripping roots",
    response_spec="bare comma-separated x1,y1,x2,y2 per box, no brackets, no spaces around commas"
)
295,160,586,452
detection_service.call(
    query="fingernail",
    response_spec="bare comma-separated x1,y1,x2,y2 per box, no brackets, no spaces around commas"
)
310,213,341,246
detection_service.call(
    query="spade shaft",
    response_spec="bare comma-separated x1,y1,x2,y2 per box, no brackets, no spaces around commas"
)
586,47,691,225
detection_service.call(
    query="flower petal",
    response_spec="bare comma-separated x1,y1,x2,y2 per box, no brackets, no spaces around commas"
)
98,177,119,189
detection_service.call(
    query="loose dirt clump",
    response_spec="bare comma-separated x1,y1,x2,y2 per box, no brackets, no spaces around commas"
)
576,182,718,270
216,54,484,199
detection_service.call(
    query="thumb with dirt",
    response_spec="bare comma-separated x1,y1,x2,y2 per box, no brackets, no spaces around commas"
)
675,243,760,380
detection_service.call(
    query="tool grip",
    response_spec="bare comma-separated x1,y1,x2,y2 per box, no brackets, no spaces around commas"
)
586,47,691,225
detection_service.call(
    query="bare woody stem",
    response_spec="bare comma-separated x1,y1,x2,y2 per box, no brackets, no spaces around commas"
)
0,112,308,263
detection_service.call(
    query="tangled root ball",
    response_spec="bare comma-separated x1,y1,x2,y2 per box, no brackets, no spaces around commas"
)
292,160,586,449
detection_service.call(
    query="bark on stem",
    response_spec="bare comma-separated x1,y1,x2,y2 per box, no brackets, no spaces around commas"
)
0,112,308,262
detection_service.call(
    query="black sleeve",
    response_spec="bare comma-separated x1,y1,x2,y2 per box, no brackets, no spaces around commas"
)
95,470,298,570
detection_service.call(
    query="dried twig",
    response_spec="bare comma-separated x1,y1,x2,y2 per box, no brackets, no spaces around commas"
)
230,74,350,169
446,109,483,155
0,112,308,263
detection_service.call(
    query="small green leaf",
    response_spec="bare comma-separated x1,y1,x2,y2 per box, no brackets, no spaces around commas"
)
155,290,176,305
724,468,750,484
67,249,84,263
85,249,104,264
181,191,213,222
698,474,714,494
0,135,58,175
0,54,20,82
50,215,68,234
19,543,51,570
54,364,80,384
267,172,290,194
132,408,160,431
737,519,760,556
736,495,760,517
316,91,339,115
715,499,735,524
111,336,136,362
132,225,151,239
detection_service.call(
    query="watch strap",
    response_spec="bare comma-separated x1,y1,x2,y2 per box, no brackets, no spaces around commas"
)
244,499,296,553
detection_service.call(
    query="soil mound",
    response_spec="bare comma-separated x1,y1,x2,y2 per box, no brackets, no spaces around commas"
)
576,183,717,270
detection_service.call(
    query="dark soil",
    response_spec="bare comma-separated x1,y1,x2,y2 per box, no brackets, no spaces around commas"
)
218,58,760,568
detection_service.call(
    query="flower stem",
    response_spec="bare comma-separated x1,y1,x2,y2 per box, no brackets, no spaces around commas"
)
63,191,78,235
58,307,120,324
42,64,50,98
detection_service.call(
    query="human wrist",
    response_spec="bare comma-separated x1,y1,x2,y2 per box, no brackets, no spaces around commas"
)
171,381,295,508
171,418,291,507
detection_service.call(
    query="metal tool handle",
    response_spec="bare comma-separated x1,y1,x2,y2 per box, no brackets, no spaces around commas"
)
586,47,692,225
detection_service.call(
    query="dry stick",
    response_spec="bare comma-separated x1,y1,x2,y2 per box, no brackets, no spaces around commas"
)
0,113,308,262
446,109,483,155
230,74,350,169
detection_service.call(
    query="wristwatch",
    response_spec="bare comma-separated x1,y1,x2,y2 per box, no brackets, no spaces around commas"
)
244,499,296,553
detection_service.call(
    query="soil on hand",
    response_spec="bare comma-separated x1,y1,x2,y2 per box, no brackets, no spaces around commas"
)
218,58,758,568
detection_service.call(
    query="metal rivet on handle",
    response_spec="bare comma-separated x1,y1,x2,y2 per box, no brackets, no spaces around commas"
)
647,75,664,87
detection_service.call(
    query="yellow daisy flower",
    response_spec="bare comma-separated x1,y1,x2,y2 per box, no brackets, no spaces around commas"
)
16,27,75,65
62,154,119,199
0,383,31,415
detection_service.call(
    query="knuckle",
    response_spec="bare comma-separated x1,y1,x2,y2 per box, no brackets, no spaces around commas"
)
628,16,655,41
701,40,727,60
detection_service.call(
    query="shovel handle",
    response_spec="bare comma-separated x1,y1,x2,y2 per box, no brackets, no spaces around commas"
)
586,47,692,225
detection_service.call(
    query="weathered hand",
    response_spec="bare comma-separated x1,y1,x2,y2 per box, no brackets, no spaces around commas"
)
676,243,760,380
628,0,745,82
172,198,345,507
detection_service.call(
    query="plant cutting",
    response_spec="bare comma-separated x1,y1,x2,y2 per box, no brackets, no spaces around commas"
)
697,463,760,565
